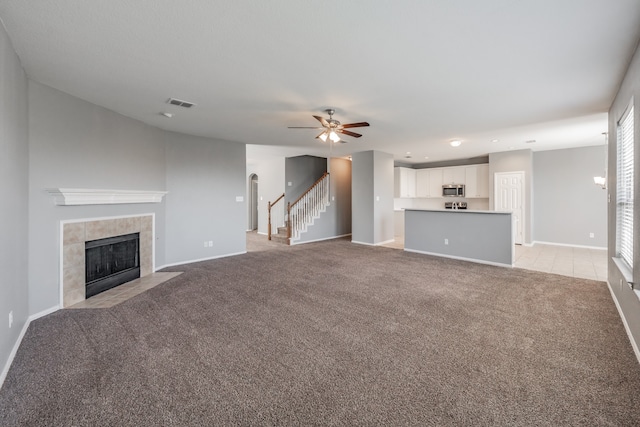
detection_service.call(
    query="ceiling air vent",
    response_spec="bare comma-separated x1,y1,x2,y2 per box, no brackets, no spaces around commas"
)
167,98,195,108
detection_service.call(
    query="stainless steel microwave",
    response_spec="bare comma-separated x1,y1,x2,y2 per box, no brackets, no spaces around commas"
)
443,184,465,197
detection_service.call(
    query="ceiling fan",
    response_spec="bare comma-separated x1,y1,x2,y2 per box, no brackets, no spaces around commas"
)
288,109,369,143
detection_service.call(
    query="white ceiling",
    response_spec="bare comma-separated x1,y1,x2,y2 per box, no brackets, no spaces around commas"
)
1,1,639,163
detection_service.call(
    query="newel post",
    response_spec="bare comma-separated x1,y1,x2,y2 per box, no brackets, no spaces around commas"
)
267,200,272,240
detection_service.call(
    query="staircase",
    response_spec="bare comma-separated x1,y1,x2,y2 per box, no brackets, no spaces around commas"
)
267,172,331,245
287,172,330,244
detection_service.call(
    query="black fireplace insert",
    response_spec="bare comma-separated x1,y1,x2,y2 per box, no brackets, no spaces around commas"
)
85,232,140,298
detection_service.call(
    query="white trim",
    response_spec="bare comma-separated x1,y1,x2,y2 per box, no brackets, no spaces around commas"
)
0,305,59,389
46,188,167,206
606,281,640,365
530,241,607,251
404,248,514,268
291,233,352,246
156,251,246,270
257,231,268,236
351,238,396,247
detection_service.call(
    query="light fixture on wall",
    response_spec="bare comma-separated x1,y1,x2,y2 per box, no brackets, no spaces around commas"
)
593,132,608,189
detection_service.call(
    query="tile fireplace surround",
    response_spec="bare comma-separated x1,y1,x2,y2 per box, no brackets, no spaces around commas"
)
61,215,154,308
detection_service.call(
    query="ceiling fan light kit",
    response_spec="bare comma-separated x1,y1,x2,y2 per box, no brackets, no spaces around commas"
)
288,108,370,143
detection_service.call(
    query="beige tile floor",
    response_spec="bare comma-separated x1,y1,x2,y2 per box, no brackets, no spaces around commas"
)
68,272,182,309
514,244,607,281
384,237,607,281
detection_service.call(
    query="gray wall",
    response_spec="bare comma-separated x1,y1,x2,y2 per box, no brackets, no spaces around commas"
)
27,81,247,315
352,151,375,243
297,157,352,243
28,82,168,314
533,146,607,247
352,151,394,245
489,149,534,244
608,39,640,351
284,155,327,206
0,22,29,381
404,210,513,266
164,132,246,265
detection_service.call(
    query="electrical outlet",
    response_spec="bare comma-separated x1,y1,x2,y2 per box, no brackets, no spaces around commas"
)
589,232,595,238
444,239,449,245
9,311,13,328
208,241,213,247
204,241,208,248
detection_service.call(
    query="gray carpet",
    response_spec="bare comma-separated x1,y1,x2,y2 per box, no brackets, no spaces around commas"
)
2,235,640,426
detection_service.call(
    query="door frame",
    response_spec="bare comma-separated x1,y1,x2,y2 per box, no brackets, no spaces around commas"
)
494,171,525,245
248,173,259,231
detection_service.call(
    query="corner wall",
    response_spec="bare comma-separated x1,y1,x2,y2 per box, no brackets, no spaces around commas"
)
0,19,29,384
533,146,607,247
608,39,640,353
27,82,168,315
352,151,394,245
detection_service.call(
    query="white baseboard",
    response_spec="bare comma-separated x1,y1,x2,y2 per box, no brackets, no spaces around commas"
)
291,234,351,246
156,251,246,270
351,238,395,246
606,281,640,365
1,305,60,389
403,248,513,269
531,240,607,251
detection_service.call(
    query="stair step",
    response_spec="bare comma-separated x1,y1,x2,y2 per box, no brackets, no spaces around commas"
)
270,233,288,244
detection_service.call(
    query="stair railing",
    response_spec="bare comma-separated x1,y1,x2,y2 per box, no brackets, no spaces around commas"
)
287,172,330,244
267,193,285,240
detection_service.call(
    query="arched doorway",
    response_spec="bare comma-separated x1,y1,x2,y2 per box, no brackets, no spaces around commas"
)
249,174,259,231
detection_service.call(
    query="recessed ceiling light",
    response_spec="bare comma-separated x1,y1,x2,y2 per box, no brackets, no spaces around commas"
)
491,139,499,143
160,112,173,118
406,151,411,155
424,156,429,159
508,146,515,150
450,140,462,147
525,139,536,144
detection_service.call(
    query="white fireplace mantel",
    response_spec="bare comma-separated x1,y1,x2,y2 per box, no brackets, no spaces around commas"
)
46,188,168,206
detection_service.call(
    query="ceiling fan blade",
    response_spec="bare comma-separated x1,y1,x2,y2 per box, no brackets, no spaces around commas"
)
340,122,370,129
288,126,324,129
337,129,362,138
313,115,330,127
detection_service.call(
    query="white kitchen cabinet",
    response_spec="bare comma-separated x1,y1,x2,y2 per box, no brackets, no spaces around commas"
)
428,168,443,197
442,166,466,184
394,167,416,198
464,164,490,198
416,169,430,197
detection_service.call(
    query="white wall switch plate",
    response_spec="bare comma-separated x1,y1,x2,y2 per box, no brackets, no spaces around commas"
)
235,196,244,202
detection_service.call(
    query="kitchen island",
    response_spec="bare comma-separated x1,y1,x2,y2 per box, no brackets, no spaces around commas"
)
404,209,514,267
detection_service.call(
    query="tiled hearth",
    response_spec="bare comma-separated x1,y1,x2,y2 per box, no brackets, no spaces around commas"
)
62,215,154,308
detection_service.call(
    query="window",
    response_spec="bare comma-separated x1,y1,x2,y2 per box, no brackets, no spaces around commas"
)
616,103,634,271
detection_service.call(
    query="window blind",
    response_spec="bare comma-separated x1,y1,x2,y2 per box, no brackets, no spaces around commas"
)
616,104,634,270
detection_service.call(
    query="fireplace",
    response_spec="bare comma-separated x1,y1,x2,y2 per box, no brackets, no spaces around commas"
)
61,215,154,307
85,232,141,298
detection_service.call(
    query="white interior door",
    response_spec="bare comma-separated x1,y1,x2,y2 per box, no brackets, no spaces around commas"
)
494,172,524,244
